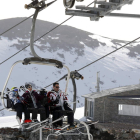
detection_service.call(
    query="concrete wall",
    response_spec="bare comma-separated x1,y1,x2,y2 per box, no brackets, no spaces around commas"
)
94,89,140,124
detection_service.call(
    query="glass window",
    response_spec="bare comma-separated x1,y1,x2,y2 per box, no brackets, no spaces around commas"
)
87,99,94,119
118,104,140,116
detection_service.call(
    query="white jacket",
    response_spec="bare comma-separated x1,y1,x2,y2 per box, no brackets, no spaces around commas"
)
49,89,68,110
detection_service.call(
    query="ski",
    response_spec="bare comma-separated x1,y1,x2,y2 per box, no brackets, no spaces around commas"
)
26,118,49,129
32,116,64,133
55,125,69,134
43,127,62,131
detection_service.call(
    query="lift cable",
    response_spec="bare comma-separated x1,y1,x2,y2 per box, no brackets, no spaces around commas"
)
44,36,140,88
0,1,95,65
0,14,34,36
0,0,55,37
77,37,140,71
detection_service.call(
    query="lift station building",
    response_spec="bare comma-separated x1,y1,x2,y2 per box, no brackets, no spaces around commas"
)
82,84,140,124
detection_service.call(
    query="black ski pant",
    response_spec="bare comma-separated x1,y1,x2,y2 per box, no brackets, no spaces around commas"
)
14,103,30,120
64,104,74,126
52,106,63,126
28,103,46,121
44,105,50,118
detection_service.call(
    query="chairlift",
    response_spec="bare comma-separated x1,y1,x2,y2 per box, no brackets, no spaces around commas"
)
0,1,92,140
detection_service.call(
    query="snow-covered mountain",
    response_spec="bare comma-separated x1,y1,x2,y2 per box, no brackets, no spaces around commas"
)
0,18,140,117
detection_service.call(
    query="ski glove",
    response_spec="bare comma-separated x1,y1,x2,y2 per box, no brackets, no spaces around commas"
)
53,95,60,104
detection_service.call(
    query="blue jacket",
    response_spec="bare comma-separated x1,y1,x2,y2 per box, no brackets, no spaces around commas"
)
9,91,24,105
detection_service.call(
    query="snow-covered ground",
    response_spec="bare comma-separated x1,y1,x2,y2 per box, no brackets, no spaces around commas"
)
0,107,84,128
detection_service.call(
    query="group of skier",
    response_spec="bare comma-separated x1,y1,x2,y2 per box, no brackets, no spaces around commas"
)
9,82,75,129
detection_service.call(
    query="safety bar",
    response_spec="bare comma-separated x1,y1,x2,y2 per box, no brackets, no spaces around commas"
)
47,121,92,140
47,133,93,140
32,116,64,133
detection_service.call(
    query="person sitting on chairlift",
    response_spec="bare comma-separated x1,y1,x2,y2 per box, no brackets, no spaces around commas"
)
39,88,50,119
9,87,32,123
47,82,75,129
22,84,47,122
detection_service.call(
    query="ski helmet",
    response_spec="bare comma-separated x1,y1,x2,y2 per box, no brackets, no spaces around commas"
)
25,84,32,89
11,87,18,92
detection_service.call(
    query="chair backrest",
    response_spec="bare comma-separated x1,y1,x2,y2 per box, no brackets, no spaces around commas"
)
6,94,15,109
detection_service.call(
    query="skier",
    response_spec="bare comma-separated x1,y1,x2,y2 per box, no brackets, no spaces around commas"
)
9,87,32,123
22,84,47,122
47,82,75,129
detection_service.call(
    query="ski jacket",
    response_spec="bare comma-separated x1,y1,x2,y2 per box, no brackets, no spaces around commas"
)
9,91,24,105
22,90,44,105
47,89,68,110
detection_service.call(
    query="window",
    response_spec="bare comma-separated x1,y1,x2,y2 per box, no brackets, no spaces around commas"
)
118,104,140,116
87,99,94,119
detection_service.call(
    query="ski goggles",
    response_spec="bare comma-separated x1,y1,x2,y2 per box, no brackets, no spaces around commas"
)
28,86,32,89
13,89,18,92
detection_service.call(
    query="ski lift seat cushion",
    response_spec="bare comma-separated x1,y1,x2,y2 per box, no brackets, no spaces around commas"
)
6,94,16,110
27,107,45,113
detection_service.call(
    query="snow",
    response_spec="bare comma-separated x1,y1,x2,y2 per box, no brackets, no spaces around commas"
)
0,115,19,128
0,107,84,128
74,107,84,120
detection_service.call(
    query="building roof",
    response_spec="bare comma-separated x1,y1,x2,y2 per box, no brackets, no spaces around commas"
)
109,95,140,100
82,84,140,99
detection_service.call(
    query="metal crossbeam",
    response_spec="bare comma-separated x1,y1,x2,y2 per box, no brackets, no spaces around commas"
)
66,9,97,17
106,13,140,18
76,5,107,11
65,0,135,21
95,1,118,6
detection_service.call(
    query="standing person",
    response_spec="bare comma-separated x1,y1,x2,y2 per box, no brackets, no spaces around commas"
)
47,82,75,129
9,87,31,123
22,84,47,122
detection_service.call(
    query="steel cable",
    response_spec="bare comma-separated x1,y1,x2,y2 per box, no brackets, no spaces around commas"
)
0,1,94,65
44,36,140,87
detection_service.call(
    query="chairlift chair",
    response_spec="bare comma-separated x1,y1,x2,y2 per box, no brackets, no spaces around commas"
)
0,1,92,140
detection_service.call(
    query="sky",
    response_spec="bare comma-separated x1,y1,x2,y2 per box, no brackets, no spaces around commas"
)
0,0,140,41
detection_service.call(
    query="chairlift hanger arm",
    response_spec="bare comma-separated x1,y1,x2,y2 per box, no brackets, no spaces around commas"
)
26,0,57,58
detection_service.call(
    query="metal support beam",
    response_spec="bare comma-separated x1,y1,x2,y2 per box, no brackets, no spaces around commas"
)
106,13,140,19
66,9,96,17
76,5,107,11
66,0,134,21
